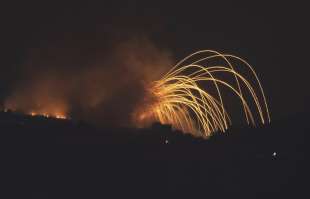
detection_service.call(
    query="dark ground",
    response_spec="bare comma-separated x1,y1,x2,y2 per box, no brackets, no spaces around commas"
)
1,1,309,198
1,110,309,198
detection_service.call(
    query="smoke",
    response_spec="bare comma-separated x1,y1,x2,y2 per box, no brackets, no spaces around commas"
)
4,36,174,127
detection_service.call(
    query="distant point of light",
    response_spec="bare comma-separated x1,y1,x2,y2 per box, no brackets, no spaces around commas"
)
272,152,277,157
165,139,169,144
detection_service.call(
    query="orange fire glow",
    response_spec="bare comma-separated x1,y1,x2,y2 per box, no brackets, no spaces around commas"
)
28,111,67,120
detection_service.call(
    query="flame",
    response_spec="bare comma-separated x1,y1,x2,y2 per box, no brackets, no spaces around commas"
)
28,111,67,120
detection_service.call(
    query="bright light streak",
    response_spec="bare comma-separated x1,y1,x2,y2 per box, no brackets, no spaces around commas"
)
134,50,270,138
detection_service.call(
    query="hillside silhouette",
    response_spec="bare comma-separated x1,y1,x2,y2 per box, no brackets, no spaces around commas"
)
1,110,309,198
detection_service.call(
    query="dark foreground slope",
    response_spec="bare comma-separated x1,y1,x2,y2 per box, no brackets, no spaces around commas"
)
1,111,309,199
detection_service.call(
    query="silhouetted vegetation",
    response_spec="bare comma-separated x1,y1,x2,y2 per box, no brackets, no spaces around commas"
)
1,111,309,198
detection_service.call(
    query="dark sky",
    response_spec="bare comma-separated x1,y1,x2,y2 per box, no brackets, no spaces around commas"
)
1,0,309,122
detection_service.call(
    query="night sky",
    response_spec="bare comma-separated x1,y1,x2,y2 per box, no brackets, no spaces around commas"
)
1,1,309,122
1,2,310,198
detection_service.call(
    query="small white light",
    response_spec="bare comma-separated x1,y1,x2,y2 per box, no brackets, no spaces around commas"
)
165,139,169,144
272,152,277,157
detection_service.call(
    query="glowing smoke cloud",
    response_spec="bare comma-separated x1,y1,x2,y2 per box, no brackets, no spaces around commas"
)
133,50,270,138
3,38,270,138
3,38,173,125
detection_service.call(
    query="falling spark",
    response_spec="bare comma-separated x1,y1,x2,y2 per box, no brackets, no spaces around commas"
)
134,50,270,138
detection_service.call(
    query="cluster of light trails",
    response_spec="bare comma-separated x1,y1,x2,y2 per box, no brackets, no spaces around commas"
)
134,50,270,138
